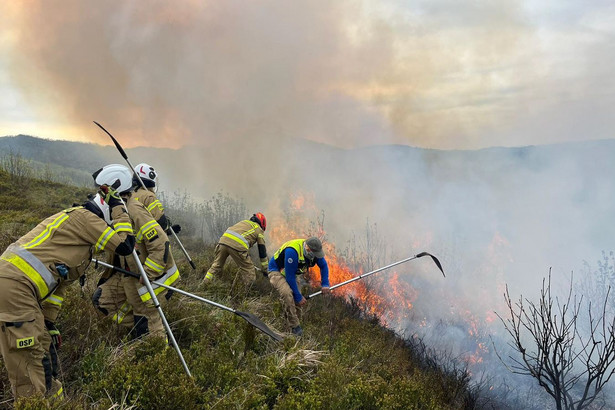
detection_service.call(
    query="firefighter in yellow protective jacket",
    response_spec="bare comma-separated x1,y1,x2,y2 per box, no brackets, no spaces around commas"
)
203,213,268,290
131,162,180,237
92,163,179,333
0,178,135,399
92,164,179,339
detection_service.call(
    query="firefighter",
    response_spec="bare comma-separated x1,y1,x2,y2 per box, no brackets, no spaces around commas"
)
203,213,268,293
0,171,135,400
92,162,178,331
268,237,330,336
92,164,179,339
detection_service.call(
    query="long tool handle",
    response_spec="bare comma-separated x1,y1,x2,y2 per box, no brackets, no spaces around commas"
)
307,252,444,299
92,258,235,313
94,121,197,270
92,258,284,341
128,249,192,376
169,228,197,270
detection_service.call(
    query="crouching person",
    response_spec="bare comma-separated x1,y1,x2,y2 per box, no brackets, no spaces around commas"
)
203,213,268,296
268,237,330,336
91,164,179,340
0,181,135,400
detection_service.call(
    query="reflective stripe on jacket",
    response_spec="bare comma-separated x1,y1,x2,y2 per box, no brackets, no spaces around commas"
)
219,220,265,252
222,229,250,249
0,245,57,299
138,265,179,302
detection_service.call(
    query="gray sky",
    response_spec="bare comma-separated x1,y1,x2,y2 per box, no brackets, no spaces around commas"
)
0,0,614,149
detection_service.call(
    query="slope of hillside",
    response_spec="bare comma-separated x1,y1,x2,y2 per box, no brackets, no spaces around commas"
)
0,168,482,409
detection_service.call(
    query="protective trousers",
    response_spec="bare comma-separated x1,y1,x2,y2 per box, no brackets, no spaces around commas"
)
0,276,62,399
207,243,256,287
93,274,165,339
268,271,302,329
92,273,134,328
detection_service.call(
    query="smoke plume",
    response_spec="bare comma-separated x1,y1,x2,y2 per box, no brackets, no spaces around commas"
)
3,0,550,149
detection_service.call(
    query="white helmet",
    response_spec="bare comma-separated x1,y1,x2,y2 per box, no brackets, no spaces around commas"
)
88,193,111,224
92,164,134,194
134,163,158,187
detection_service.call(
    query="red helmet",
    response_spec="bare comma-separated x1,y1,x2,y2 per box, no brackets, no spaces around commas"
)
251,212,267,231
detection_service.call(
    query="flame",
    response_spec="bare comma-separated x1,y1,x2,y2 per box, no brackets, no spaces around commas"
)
312,247,418,328
269,192,417,329
450,231,511,370
290,193,306,210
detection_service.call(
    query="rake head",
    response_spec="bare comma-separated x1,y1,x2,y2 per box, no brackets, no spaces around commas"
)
234,310,284,342
416,252,445,277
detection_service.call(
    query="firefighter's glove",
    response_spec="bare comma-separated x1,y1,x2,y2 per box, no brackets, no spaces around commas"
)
261,262,269,277
321,286,330,295
166,224,181,235
45,320,62,349
106,195,123,208
165,289,174,301
99,185,121,205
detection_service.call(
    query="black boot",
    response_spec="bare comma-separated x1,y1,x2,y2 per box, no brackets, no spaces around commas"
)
131,315,149,339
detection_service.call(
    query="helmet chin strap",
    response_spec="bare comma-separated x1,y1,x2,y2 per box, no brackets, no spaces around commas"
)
140,177,157,191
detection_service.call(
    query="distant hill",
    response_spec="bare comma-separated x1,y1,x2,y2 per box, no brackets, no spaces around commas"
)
3,133,615,195
3,134,615,236
0,134,116,171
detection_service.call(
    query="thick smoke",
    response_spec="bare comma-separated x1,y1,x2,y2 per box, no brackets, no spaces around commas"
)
3,2,614,150
2,0,563,150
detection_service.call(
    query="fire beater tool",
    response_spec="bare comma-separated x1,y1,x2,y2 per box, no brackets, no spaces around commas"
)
306,252,445,299
93,120,197,270
92,258,284,342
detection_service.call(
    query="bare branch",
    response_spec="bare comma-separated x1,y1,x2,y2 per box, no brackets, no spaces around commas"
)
495,269,615,410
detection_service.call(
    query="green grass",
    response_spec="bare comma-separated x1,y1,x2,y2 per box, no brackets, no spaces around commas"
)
0,168,476,409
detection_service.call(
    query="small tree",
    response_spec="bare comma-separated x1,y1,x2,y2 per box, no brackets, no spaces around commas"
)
199,191,247,243
580,251,615,317
342,218,388,273
159,190,247,243
496,271,615,410
0,149,33,185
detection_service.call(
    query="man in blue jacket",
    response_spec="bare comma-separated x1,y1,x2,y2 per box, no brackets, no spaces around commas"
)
268,237,329,336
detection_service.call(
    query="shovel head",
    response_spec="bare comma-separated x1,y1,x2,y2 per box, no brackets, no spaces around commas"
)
234,310,284,342
416,252,445,277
